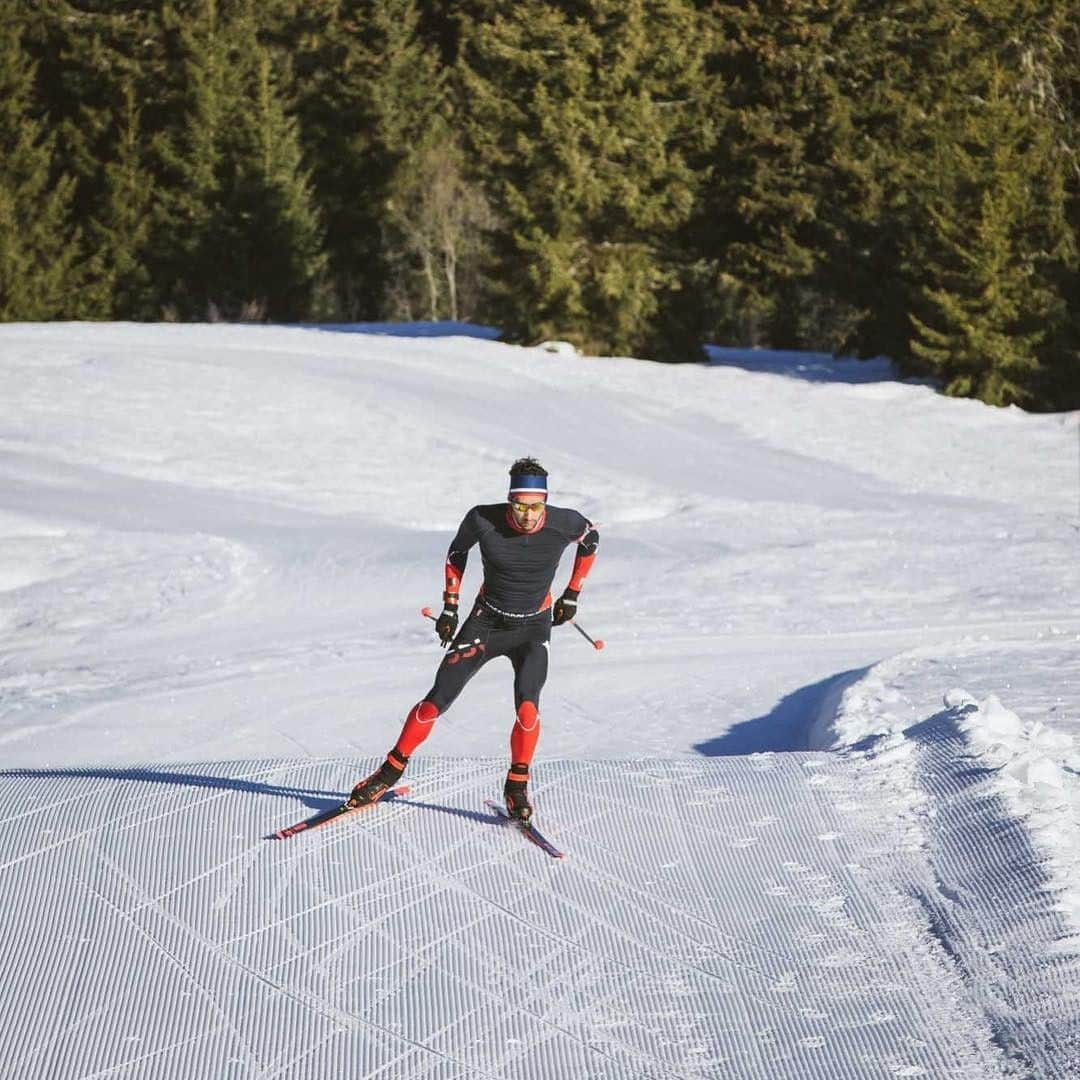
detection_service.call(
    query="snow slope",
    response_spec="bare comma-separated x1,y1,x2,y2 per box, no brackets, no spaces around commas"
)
1,322,1079,1078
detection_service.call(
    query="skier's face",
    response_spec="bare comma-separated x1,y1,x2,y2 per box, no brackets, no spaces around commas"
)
508,495,546,531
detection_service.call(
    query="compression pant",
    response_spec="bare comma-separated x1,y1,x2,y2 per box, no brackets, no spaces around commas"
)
391,604,550,763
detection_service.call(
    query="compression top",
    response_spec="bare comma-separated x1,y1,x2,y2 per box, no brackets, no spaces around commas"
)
443,503,598,617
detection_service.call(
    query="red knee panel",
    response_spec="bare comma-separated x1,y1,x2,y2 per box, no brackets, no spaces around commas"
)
395,700,440,756
510,701,540,764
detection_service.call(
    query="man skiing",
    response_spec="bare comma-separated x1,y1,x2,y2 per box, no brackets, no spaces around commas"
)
347,457,599,822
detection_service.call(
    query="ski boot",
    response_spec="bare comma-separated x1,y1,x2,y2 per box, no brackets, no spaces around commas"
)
348,750,408,807
503,763,533,823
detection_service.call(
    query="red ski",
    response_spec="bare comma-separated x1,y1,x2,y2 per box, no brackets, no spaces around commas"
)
273,786,410,839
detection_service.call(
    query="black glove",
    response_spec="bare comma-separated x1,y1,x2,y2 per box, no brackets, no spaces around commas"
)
435,595,459,646
552,588,579,626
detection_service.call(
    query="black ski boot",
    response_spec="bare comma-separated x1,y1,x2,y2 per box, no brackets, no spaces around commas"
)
503,763,533,823
348,750,408,807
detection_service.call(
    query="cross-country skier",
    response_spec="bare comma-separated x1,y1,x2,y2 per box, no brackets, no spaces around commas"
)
347,457,599,822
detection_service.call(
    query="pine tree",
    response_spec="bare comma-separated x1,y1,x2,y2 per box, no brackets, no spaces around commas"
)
807,0,912,363
288,0,446,319
910,175,1055,406
239,47,328,319
23,1,178,318
699,0,853,350
154,0,326,320
153,0,232,316
0,0,81,320
900,13,1075,406
460,0,715,357
1040,1,1080,408
91,79,156,318
820,0,1075,405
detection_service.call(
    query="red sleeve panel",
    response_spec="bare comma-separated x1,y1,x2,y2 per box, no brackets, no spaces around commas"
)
568,525,599,591
444,508,481,605
444,556,465,602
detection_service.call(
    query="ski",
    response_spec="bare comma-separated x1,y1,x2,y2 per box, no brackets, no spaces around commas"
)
273,786,410,839
484,799,565,859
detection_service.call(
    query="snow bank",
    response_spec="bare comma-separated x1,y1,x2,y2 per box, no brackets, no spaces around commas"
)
946,689,1080,933
833,696,1080,1072
828,636,1080,941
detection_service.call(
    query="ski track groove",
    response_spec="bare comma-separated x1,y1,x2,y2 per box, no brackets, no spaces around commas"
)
322,818,648,1076
226,798,422,949
0,801,155,873
77,1026,224,1080
262,1029,342,1080
246,807,472,971
8,1001,111,1078
297,795,711,1078
1,755,1054,1077
98,833,505,1080
566,811,793,973
88,850,265,1075
0,777,123,829
268,976,509,1080
122,837,258,918
383,829,762,1077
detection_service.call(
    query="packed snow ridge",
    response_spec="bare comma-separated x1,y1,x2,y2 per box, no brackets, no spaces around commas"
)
1,322,1078,1078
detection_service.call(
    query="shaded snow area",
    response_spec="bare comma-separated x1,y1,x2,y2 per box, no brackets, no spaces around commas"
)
2,322,1080,1078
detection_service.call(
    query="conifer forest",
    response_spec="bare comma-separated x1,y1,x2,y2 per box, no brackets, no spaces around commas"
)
3,1,1078,409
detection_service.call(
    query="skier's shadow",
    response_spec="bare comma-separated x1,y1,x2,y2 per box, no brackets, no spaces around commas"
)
394,796,497,827
0,766,344,812
0,766,503,828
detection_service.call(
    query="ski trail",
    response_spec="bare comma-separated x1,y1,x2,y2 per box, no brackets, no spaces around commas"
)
5,752,1070,1077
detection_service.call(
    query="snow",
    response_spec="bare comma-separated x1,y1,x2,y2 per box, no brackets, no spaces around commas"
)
1,321,1079,1077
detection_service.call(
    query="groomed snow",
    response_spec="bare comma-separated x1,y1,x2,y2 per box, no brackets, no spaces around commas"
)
1,322,1078,1078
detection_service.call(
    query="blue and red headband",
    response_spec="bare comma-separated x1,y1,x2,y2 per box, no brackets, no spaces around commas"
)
508,474,548,498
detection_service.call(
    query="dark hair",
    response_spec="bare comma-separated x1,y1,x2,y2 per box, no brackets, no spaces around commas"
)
508,457,547,478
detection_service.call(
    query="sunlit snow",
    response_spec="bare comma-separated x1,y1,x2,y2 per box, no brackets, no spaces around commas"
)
1,322,1078,1078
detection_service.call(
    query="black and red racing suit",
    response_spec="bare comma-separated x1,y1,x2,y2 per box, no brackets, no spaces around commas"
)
427,502,599,713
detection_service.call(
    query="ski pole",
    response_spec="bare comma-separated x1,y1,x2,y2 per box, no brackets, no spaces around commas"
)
421,607,436,621
571,621,605,651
